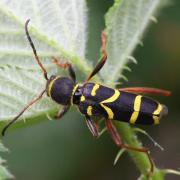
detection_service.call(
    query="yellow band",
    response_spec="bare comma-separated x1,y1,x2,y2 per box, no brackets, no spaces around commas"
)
87,106,93,116
71,84,79,105
153,104,162,124
80,95,85,102
130,95,142,124
100,89,120,119
91,84,100,96
47,76,60,97
153,104,162,115
101,104,114,119
101,89,120,104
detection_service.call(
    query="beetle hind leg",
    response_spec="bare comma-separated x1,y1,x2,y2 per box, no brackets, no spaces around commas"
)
105,118,154,174
119,87,171,96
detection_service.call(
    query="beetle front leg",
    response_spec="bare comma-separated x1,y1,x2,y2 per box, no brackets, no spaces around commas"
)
86,116,99,138
105,118,154,174
52,57,76,83
54,105,70,120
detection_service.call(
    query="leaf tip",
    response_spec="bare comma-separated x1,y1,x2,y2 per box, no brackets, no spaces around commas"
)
127,56,137,64
150,16,158,23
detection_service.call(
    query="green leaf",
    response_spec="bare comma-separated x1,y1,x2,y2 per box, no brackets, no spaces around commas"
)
0,66,59,122
101,0,169,84
0,0,89,123
0,0,174,179
0,1,89,178
0,142,13,180
0,164,14,180
103,0,170,178
0,142,8,152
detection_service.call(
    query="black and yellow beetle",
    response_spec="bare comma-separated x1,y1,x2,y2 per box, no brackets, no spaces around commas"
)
2,19,171,173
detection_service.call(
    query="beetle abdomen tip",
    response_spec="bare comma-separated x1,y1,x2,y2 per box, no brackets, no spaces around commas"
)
160,104,168,117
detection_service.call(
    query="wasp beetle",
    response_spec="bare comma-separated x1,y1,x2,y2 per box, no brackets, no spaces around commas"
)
2,19,171,173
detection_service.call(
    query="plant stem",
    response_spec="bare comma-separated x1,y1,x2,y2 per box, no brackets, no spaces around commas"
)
114,121,164,180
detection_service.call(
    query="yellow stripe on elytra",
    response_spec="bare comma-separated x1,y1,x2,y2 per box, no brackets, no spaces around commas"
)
48,76,60,97
100,89,120,119
71,84,79,105
153,104,163,115
80,95,85,102
91,84,100,96
87,106,93,116
153,116,160,125
101,89,120,104
153,104,163,124
130,95,142,124
101,104,114,119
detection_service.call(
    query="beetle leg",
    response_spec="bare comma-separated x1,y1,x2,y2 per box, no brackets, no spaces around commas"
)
119,87,171,96
54,105,70,120
86,116,99,138
105,118,154,173
86,31,107,82
52,57,76,83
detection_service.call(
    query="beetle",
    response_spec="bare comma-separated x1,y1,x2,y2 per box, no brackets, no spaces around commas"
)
2,19,171,173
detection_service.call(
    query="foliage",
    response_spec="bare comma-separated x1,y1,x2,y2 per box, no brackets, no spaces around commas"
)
0,0,178,179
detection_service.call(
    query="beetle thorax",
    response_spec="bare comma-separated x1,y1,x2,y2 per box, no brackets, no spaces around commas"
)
46,75,74,105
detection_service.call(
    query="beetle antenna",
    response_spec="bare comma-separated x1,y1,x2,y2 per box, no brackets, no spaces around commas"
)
2,89,46,136
25,19,48,80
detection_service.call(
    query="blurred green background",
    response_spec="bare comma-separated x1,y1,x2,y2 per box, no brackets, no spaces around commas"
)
2,0,180,179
